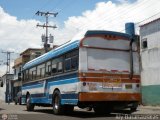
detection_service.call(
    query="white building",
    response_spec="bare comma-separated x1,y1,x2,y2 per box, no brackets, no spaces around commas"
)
0,74,14,102
140,18,160,105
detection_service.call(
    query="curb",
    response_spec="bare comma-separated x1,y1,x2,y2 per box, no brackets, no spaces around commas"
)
139,105,160,111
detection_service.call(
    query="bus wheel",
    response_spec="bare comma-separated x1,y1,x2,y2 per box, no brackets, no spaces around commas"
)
130,107,137,112
52,90,64,115
93,106,111,115
130,102,138,112
26,95,34,111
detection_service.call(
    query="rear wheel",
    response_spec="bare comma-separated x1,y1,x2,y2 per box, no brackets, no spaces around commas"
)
26,95,34,111
130,102,138,112
130,107,137,112
52,90,64,115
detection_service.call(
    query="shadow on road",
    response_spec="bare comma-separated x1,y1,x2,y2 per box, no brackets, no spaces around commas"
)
25,108,136,118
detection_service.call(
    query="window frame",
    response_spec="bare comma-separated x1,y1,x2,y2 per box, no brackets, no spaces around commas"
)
64,49,79,72
142,38,148,49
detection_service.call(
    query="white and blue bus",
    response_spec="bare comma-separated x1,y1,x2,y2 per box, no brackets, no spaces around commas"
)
21,30,141,115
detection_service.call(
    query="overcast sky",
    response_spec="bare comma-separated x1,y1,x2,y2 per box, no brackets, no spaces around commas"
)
0,0,160,76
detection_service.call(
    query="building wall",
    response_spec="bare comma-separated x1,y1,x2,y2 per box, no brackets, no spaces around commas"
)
140,19,160,105
0,74,14,102
0,76,6,101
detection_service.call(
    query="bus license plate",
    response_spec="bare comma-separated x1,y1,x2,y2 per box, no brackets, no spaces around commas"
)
125,84,132,89
102,82,122,88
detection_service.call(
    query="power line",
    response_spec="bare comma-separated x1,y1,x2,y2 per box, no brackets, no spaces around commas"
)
78,0,151,30
118,10,160,33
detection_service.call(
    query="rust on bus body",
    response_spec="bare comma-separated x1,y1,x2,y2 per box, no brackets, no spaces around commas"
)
79,92,141,102
79,72,140,83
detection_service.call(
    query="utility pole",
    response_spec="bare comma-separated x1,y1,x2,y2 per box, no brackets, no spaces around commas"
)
36,11,58,53
0,60,3,65
2,51,14,74
1,51,14,104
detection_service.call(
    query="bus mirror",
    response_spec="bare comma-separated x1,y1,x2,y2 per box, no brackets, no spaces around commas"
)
18,72,21,81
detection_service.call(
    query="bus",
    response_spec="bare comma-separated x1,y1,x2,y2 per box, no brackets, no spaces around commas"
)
21,30,141,115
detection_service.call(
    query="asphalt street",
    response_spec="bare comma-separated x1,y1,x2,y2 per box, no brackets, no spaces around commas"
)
0,102,160,120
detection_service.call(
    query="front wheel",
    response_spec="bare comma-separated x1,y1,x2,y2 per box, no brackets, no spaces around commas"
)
52,90,64,115
26,95,34,111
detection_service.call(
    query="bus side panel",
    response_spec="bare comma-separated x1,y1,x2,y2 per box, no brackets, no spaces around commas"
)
21,80,46,104
47,72,79,105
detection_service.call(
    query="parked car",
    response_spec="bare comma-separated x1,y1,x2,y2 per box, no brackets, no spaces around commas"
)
14,91,22,105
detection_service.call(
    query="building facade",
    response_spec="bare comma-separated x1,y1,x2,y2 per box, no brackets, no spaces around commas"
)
140,18,160,105
12,48,46,100
0,74,14,102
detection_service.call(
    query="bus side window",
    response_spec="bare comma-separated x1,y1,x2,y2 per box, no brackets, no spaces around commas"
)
57,62,63,73
23,71,25,81
26,70,29,81
29,69,32,80
40,67,45,78
30,67,36,80
46,61,51,76
65,58,71,71
71,56,78,70
37,64,45,79
52,64,57,74
32,70,36,80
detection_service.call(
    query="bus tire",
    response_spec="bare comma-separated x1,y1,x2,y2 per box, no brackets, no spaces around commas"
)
52,90,64,115
130,102,138,112
26,95,34,111
130,107,137,112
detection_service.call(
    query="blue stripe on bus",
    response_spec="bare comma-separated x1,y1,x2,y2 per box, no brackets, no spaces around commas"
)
22,81,44,87
31,97,51,104
22,84,43,90
30,96,78,105
61,93,78,99
61,99,78,105
22,72,78,89
48,78,78,86
47,72,78,82
22,77,78,91
31,93,44,98
48,93,78,99
22,72,79,105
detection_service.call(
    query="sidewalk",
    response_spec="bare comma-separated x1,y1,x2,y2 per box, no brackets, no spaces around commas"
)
0,100,15,105
140,105,160,111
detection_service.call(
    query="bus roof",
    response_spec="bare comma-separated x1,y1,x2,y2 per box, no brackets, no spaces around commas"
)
23,40,80,70
85,30,130,38
23,30,130,70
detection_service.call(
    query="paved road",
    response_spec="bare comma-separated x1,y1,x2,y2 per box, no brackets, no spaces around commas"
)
0,103,160,120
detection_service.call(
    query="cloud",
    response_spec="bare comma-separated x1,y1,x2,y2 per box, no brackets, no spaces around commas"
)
0,0,160,76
